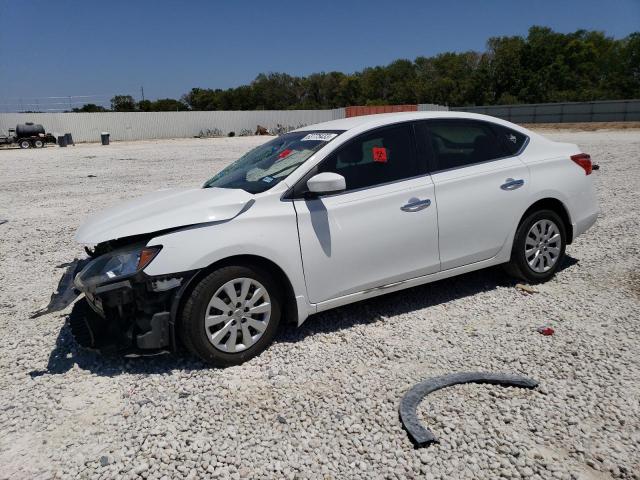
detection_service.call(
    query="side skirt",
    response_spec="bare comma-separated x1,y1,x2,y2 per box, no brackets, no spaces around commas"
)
313,255,507,315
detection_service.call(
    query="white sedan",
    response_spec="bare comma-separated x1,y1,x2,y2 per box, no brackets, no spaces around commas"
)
72,112,599,366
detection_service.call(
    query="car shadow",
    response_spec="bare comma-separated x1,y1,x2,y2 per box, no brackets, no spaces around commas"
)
31,255,578,377
29,321,206,378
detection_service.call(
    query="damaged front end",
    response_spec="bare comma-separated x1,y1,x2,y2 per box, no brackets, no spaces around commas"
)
71,240,196,355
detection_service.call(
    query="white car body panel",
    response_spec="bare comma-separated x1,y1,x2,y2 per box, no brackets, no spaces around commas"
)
142,185,316,322
75,111,599,327
315,254,506,313
517,140,599,238
75,187,252,245
432,155,531,270
293,175,440,303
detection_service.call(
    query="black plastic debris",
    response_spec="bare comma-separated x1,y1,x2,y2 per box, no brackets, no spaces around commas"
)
399,372,538,448
0,219,7,225
30,258,90,318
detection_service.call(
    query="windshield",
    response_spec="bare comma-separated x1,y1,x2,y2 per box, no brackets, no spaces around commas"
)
203,131,343,193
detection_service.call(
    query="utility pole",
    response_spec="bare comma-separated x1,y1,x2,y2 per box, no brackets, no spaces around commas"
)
141,86,145,102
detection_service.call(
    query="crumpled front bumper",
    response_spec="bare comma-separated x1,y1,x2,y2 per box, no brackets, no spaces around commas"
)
71,263,197,353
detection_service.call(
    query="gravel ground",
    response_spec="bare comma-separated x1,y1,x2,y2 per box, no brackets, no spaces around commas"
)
0,131,638,480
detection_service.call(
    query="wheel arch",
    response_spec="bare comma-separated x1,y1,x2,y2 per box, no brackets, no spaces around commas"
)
174,254,299,330
519,197,573,244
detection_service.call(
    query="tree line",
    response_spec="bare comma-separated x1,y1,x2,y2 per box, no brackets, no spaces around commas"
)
75,26,639,113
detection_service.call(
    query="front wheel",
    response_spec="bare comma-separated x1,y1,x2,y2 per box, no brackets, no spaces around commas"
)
179,265,282,367
505,209,566,283
19,139,31,149
33,139,44,148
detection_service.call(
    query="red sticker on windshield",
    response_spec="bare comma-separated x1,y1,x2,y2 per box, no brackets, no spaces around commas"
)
372,147,388,163
278,149,293,160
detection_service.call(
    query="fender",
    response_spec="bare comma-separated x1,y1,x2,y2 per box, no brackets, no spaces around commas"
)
145,194,315,325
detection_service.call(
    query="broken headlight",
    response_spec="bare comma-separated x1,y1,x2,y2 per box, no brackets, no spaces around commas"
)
74,245,162,290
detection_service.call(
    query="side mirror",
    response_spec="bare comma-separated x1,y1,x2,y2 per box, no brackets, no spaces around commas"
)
306,172,346,195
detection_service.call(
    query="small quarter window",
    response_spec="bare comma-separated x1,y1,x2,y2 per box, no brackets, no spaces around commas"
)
492,125,528,156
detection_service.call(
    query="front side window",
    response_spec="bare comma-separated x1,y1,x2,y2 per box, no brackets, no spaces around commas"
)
317,123,422,191
204,131,342,194
426,121,507,171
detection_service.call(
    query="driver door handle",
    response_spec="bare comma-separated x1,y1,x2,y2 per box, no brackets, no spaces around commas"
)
401,198,431,212
500,178,525,190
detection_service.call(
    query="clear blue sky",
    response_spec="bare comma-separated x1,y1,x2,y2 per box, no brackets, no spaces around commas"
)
1,0,638,110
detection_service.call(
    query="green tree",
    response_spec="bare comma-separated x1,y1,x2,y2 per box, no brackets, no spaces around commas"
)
165,27,640,110
151,98,189,111
110,95,136,111
72,103,107,112
137,99,153,111
251,73,302,109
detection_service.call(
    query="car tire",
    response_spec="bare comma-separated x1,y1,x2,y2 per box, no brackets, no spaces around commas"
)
33,139,44,148
504,209,567,283
179,265,282,367
19,139,31,149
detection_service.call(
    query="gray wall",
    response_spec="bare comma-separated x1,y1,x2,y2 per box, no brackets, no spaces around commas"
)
0,109,346,143
452,99,640,123
417,103,449,112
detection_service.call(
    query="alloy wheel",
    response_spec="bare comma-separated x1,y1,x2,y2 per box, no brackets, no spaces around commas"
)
525,219,562,273
204,277,271,353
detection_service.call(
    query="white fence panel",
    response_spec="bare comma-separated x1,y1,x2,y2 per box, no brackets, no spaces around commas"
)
0,109,346,143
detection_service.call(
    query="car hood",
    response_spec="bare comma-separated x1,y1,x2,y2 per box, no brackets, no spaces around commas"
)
75,187,253,244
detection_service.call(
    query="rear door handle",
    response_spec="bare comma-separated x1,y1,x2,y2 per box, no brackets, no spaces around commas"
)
401,198,431,212
500,178,525,190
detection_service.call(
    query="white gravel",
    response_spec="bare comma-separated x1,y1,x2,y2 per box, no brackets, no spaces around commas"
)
0,131,638,480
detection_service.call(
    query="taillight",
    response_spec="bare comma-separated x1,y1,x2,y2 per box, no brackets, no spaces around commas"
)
571,153,592,175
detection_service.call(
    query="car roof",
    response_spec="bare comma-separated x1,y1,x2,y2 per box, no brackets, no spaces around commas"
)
294,111,527,133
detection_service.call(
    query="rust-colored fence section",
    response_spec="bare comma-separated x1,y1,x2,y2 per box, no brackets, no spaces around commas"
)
345,105,418,117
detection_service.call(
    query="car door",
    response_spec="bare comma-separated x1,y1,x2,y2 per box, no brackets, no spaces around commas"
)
291,122,440,304
417,119,531,271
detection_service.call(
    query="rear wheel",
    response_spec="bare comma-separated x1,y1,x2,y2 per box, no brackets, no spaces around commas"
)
19,139,31,149
33,139,44,148
505,209,566,283
179,265,282,367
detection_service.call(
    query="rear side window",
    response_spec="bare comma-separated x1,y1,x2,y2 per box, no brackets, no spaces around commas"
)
318,123,423,191
492,125,528,155
425,120,507,171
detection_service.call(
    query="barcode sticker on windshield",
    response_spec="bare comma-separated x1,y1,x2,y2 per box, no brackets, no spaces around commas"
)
300,133,338,142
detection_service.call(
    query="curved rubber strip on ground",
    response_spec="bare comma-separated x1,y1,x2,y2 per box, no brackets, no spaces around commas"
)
399,372,538,448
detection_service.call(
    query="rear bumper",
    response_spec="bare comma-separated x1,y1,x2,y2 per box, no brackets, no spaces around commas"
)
573,211,599,239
